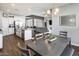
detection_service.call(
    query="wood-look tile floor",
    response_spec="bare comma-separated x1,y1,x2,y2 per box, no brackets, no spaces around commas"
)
72,45,79,56
0,35,25,56
0,35,79,56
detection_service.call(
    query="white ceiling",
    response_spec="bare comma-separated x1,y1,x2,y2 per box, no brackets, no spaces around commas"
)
0,3,69,16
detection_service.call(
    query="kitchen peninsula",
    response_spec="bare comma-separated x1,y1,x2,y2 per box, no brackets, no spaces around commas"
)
14,15,48,40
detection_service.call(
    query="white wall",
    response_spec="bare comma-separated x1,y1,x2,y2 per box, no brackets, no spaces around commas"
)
14,16,25,27
52,4,79,46
14,16,25,23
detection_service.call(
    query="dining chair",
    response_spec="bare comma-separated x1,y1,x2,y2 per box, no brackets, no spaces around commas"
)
61,47,75,56
44,32,50,39
59,31,67,38
59,31,75,56
18,42,31,56
35,33,43,40
59,31,72,46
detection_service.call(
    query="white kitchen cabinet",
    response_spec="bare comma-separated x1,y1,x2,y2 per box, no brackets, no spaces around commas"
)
24,29,32,41
16,29,22,38
0,34,3,49
2,17,14,36
8,28,14,35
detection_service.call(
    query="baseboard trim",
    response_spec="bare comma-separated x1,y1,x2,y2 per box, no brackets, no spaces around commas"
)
3,34,14,37
71,43,79,47
0,48,3,51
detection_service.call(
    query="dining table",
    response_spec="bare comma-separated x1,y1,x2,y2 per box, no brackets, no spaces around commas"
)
25,36,70,56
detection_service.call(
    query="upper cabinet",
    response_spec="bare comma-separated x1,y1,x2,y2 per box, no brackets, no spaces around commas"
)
25,15,45,28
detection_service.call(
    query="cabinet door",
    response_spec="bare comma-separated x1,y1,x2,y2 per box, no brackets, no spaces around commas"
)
0,34,3,49
34,19,44,27
27,19,33,27
8,28,14,35
24,29,32,40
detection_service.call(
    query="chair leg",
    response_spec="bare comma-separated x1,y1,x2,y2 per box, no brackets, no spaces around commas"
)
69,38,71,47
28,49,31,56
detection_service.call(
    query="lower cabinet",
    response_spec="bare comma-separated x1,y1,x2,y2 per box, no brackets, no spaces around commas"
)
0,34,3,49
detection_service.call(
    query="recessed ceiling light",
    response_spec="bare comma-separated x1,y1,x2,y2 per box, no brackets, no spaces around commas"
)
11,3,15,7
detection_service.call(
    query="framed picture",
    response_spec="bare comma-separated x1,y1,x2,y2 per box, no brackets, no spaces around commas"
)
59,15,76,26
